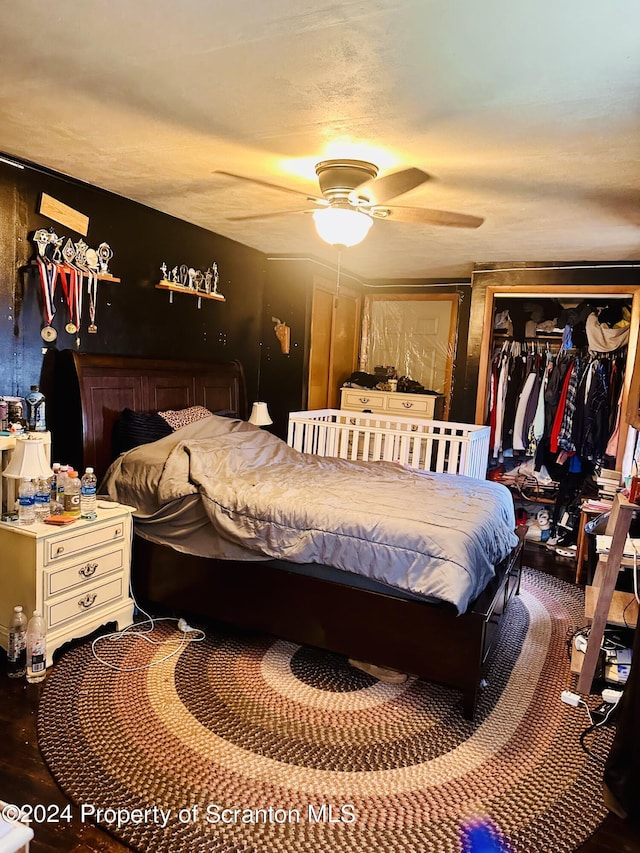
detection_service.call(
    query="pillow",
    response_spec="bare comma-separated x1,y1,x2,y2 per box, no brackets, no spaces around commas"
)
158,405,213,431
113,408,173,454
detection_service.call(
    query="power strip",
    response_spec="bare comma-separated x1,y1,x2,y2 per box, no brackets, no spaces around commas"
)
561,690,581,707
602,688,623,705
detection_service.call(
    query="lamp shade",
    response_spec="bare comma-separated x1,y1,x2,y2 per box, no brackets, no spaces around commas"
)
312,207,373,247
248,402,273,427
2,436,54,480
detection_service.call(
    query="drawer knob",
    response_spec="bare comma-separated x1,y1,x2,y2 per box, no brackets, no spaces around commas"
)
114,527,122,537
78,563,98,578
402,402,413,408
78,592,98,610
55,545,65,555
358,397,370,404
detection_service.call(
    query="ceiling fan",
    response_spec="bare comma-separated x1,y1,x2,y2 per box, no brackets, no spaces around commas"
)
215,159,484,247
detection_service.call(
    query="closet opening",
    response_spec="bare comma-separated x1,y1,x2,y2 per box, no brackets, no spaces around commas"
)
475,284,640,553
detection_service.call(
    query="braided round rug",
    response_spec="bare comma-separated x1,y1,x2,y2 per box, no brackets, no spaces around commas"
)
38,568,613,853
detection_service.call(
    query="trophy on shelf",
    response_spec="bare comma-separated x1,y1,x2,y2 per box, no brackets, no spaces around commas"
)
157,259,225,303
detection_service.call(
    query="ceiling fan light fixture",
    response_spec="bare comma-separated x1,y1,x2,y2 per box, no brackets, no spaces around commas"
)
312,207,373,247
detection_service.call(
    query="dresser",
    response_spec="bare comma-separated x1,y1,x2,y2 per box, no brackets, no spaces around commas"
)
340,387,445,420
0,505,135,666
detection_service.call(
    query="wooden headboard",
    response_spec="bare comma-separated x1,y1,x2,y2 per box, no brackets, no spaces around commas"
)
42,350,247,481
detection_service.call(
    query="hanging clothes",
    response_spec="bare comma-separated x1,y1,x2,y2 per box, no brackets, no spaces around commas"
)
486,345,624,471
578,359,610,462
550,361,575,454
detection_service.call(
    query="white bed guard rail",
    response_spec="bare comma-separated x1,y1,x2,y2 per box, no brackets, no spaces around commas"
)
287,410,490,480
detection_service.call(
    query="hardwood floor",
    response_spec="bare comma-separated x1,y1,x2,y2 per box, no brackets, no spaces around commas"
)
1,544,639,852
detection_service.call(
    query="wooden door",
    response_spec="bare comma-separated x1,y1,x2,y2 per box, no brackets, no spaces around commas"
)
308,276,361,410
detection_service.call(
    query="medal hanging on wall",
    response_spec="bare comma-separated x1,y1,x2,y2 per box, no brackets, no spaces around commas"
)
85,247,99,334
58,264,81,346
36,256,58,342
87,270,98,333
62,239,84,347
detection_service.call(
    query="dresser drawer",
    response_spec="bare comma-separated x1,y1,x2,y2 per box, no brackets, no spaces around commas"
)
47,576,124,629
45,548,125,597
44,520,127,566
386,394,436,416
340,389,385,411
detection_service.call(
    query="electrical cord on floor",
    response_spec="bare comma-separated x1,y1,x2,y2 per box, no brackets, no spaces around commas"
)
91,581,205,672
578,701,618,766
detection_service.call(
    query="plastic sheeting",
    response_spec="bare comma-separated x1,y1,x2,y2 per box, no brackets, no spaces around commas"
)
360,297,457,394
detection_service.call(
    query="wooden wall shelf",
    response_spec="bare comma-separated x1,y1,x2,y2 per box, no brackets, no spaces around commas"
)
30,261,120,283
155,280,225,302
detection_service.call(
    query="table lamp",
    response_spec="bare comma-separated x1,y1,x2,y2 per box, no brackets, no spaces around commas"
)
2,435,54,515
248,402,273,427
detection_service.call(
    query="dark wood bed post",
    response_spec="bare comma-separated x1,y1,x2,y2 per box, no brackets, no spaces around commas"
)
53,348,525,720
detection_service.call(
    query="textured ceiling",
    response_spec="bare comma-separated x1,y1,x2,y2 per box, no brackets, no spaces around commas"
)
0,0,639,279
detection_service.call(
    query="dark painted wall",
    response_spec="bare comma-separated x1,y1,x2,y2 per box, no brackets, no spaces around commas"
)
260,260,317,438
0,157,267,415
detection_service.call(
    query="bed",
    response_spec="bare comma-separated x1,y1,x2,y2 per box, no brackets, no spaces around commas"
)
44,349,525,719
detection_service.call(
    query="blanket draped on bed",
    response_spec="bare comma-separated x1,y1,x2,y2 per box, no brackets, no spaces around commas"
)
102,417,517,613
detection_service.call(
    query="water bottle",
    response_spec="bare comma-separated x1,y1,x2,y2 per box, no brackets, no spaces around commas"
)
7,605,28,678
63,470,81,516
56,464,69,504
18,478,36,525
26,610,47,683
80,467,98,519
34,476,51,521
50,463,60,494
25,384,46,432
49,463,62,511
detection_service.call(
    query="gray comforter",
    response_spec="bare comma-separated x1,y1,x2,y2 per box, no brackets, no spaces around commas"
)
102,416,518,613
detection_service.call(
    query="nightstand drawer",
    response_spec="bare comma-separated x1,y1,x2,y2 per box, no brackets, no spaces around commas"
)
46,548,125,597
47,576,124,629
44,520,127,565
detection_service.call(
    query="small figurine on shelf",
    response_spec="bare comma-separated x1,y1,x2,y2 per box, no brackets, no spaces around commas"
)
160,262,168,281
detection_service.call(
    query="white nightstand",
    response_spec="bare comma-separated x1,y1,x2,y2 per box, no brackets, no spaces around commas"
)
0,505,135,666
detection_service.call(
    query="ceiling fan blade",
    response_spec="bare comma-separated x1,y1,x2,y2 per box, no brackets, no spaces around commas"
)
350,167,431,205
372,204,484,228
226,208,316,221
214,170,320,201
